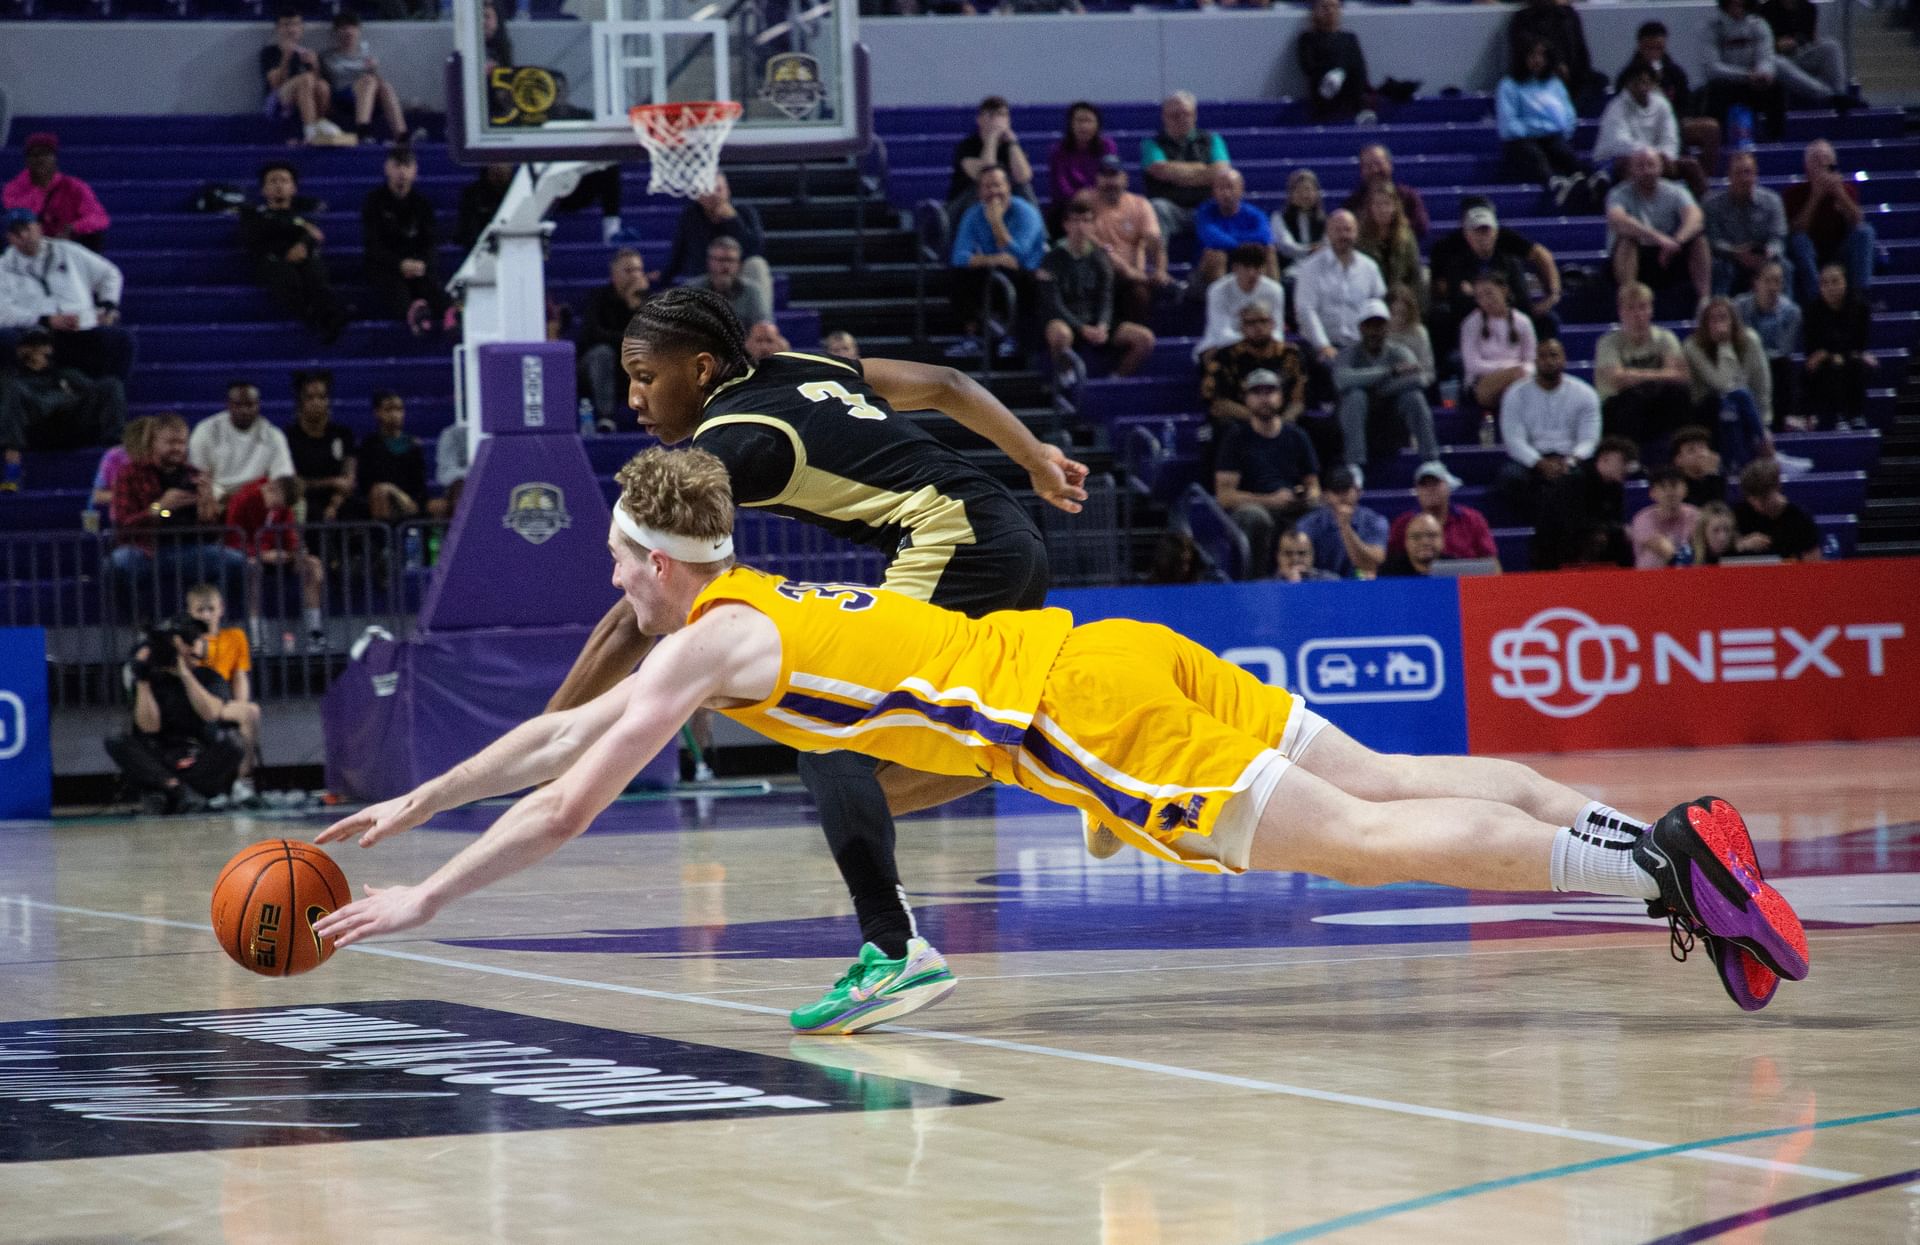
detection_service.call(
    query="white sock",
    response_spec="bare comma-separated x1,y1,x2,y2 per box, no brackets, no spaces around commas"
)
1551,800,1660,898
601,215,622,243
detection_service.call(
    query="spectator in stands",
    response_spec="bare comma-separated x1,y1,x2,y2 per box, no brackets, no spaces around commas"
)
1215,368,1321,577
224,473,328,651
1531,434,1635,570
1386,284,1435,391
1629,466,1700,568
183,582,264,805
1499,38,1594,208
108,615,243,816
577,249,651,431
1087,158,1173,326
1390,460,1497,564
241,162,350,344
1379,512,1444,578
1295,210,1386,375
689,237,772,332
1595,282,1693,454
1334,299,1439,486
1593,63,1707,202
1691,500,1740,565
1606,147,1711,308
481,0,512,74
321,13,408,143
1295,465,1386,579
1196,243,1286,360
1734,259,1802,425
285,370,359,523
455,164,514,249
1047,103,1116,233
1141,92,1230,246
261,9,342,146
1427,198,1562,361
1704,151,1788,298
87,415,152,519
946,96,1036,225
1461,273,1536,419
0,327,125,491
357,391,440,524
1193,167,1275,292
1039,199,1154,386
0,208,132,380
1757,0,1848,106
1343,145,1429,241
664,173,770,306
1621,21,1722,181
1671,425,1728,506
1801,262,1876,431
362,146,450,336
1272,169,1327,281
1274,528,1338,583
948,167,1046,360
823,330,860,361
108,413,248,610
744,320,790,364
4,133,109,252
188,380,296,506
1146,530,1203,585
1734,456,1820,559
1201,301,1303,429
1297,0,1377,125
1355,184,1422,310
1784,140,1876,306
1704,0,1786,143
1507,0,1606,113
1685,296,1774,471
1497,336,1599,516
434,425,469,517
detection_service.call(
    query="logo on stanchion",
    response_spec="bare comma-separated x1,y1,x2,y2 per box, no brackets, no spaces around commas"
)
761,53,826,121
502,483,572,545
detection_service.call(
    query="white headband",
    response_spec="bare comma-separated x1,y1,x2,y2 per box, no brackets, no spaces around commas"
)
613,503,734,563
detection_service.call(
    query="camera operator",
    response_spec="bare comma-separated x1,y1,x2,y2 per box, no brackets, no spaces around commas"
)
105,615,245,815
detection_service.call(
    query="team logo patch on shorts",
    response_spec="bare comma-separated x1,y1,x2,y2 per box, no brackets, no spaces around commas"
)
1157,794,1209,832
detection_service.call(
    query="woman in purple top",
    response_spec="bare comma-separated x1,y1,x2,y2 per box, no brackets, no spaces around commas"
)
1047,102,1117,232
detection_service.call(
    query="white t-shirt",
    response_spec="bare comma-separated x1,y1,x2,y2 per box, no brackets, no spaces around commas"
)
188,410,297,501
1195,274,1286,359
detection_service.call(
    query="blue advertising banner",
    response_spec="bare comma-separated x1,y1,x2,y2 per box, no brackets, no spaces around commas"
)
0,627,52,820
1049,580,1469,755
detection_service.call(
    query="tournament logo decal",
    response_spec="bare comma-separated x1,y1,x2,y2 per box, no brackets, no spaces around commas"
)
502,482,572,545
761,53,826,121
0,1001,994,1161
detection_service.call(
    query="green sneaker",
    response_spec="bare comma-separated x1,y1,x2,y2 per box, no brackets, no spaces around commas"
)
788,937,957,1035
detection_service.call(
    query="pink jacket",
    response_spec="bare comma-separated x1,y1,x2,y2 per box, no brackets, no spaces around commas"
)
1459,308,1537,386
3,170,112,239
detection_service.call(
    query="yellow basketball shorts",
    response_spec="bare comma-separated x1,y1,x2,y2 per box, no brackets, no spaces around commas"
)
1015,617,1310,873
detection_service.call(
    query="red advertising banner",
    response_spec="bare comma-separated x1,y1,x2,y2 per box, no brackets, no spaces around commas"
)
1459,560,1920,753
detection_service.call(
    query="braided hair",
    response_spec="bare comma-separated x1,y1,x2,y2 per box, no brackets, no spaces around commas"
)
622,286,751,389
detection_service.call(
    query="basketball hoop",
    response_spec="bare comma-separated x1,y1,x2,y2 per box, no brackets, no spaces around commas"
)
629,101,744,199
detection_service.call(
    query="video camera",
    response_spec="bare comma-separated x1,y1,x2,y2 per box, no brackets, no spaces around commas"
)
132,614,209,682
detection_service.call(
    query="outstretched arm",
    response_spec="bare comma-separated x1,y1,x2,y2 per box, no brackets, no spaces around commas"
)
863,357,1090,514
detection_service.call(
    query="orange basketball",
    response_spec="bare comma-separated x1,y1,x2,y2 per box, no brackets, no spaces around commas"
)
211,840,351,977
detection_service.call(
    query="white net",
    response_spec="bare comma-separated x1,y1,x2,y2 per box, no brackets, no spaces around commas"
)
628,102,743,199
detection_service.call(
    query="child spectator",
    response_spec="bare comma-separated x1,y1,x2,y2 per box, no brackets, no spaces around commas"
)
363,146,451,335
357,391,441,522
1385,284,1434,390
1691,500,1739,565
1592,64,1707,201
1196,244,1285,361
823,330,860,362
1670,425,1728,506
285,370,360,522
184,582,265,806
240,163,350,343
224,475,328,650
261,9,342,146
1038,199,1155,385
1733,456,1820,560
1461,272,1536,418
1630,466,1699,568
1497,38,1592,207
321,13,408,142
1801,262,1876,430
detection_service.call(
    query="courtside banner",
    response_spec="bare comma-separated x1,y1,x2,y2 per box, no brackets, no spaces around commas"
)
1459,561,1920,753
0,626,51,820
1052,580,1469,755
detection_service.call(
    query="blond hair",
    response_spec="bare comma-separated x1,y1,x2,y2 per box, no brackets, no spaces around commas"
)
613,447,734,551
185,582,223,609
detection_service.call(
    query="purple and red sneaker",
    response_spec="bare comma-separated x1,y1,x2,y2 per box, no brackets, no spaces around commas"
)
1705,934,1781,1012
1634,796,1809,982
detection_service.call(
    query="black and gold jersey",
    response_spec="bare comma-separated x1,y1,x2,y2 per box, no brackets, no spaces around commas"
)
691,351,1041,603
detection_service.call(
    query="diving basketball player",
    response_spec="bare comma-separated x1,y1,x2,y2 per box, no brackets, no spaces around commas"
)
316,449,1807,1016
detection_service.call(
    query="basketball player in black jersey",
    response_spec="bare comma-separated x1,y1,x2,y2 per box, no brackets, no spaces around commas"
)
545,287,1087,1033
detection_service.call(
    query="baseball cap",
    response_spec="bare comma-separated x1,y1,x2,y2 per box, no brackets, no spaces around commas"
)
1097,153,1126,173
1243,368,1282,391
1357,298,1391,323
1414,460,1463,488
3,207,37,233
23,132,58,155
1463,205,1498,231
1323,465,1359,493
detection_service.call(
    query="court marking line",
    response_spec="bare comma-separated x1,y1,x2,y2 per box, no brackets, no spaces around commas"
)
12,898,1857,1183
1640,1166,1920,1245
1246,1111,1920,1245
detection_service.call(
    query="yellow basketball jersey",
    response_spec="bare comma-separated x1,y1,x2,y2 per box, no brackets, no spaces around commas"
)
688,567,1074,785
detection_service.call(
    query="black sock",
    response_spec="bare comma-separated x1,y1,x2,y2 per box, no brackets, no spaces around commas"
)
797,750,914,959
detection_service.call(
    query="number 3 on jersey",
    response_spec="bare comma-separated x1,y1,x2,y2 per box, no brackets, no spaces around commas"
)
775,581,877,611
799,380,887,421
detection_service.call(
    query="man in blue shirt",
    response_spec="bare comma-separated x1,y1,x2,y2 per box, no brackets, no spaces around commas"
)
948,166,1048,359
1294,464,1389,578
1192,166,1276,297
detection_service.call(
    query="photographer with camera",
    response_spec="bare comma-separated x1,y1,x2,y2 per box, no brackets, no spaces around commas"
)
104,614,246,816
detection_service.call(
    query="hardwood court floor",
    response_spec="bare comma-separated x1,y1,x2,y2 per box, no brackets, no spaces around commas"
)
3,740,1918,1244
